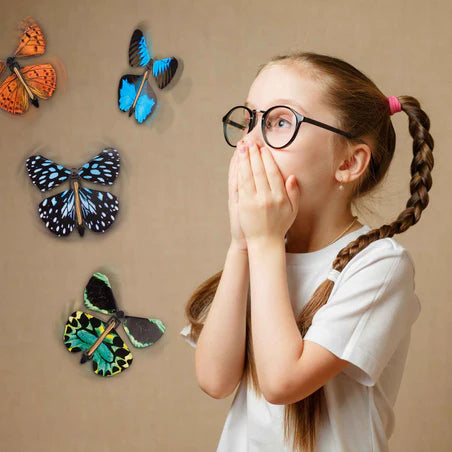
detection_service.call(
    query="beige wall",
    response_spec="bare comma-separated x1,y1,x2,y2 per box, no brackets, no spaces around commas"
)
1,0,450,450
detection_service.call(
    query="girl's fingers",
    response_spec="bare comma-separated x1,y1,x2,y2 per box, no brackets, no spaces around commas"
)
232,150,239,203
228,150,238,202
247,141,271,193
259,146,286,196
238,142,256,195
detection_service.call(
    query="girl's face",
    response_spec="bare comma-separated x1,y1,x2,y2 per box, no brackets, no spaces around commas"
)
243,64,345,209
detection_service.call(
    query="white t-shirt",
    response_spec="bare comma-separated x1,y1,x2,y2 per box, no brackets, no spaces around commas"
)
180,224,421,451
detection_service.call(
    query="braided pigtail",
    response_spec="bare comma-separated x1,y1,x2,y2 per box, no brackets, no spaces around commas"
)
283,94,434,452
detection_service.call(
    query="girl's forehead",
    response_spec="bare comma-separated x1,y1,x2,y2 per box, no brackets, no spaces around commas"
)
247,64,327,115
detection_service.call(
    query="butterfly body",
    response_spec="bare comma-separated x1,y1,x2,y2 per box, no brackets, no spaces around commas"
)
79,313,122,364
126,68,151,118
64,272,166,377
26,148,120,237
0,17,56,115
68,172,87,236
118,28,178,124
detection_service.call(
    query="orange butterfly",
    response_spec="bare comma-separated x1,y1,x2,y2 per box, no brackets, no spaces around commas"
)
0,17,56,115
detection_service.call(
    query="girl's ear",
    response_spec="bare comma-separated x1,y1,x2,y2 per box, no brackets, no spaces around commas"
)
336,143,371,184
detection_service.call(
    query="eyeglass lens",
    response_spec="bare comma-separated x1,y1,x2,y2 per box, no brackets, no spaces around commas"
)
224,106,297,148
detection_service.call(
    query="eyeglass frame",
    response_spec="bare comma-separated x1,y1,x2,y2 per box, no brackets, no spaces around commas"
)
222,104,357,149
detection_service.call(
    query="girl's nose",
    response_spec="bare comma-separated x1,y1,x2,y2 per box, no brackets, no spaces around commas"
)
243,129,265,149
242,109,267,149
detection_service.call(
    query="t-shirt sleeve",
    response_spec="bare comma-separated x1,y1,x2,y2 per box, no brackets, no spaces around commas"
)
180,323,197,348
303,240,421,387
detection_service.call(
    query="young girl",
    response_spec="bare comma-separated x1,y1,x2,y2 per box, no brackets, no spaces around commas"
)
180,52,434,452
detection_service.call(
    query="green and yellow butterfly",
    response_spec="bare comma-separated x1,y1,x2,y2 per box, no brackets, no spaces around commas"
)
63,272,166,377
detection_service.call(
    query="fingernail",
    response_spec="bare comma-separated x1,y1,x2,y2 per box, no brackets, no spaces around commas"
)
240,144,248,153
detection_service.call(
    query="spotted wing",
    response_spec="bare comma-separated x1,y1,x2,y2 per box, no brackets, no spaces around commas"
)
84,272,118,315
78,187,119,233
63,311,133,377
38,189,75,236
14,17,46,57
21,64,56,100
128,29,151,67
77,148,120,185
152,57,178,89
0,74,28,114
26,155,71,192
123,316,166,348
134,79,157,123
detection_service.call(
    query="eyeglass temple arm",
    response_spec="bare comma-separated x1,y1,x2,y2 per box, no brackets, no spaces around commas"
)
223,111,358,142
223,118,247,130
302,117,354,139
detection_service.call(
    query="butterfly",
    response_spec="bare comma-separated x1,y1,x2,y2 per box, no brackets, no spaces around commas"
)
26,148,120,237
118,28,178,124
0,17,56,115
63,272,166,377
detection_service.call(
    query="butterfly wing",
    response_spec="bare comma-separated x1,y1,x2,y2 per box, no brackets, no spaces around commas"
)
63,311,133,377
123,316,166,348
26,155,71,192
38,189,75,236
21,64,56,100
0,74,28,114
84,272,117,314
77,148,120,185
78,187,119,233
152,57,178,89
14,17,46,57
128,29,151,67
118,74,140,112
118,74,157,123
134,79,157,123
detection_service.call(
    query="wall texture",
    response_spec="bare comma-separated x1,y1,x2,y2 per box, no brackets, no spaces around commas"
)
0,0,450,450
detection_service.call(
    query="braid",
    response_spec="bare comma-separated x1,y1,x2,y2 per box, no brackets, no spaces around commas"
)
287,93,434,452
332,95,434,273
296,95,435,327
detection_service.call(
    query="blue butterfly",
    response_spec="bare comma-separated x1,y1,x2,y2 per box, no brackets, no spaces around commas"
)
118,28,178,124
26,148,120,237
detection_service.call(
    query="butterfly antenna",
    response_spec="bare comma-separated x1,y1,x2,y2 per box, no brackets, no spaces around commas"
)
31,97,39,108
77,225,85,237
128,106,135,117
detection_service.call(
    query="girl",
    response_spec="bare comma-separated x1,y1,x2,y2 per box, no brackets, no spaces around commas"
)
180,52,434,452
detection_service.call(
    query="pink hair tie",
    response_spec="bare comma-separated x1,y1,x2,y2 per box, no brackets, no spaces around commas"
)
388,96,402,115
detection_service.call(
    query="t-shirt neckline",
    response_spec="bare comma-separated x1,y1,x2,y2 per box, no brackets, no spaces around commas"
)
285,224,372,267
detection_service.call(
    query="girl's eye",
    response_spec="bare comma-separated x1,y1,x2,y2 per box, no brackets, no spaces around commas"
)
265,117,291,129
277,118,291,127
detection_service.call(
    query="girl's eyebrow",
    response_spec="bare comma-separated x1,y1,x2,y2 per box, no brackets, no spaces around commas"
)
245,99,308,115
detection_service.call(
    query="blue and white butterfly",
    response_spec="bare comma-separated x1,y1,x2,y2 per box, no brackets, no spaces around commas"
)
118,28,178,124
26,148,120,237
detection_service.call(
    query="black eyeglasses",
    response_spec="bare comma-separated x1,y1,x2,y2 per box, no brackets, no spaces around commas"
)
222,105,355,149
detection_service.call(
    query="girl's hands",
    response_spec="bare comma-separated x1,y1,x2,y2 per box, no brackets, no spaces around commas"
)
237,139,301,246
228,147,248,251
